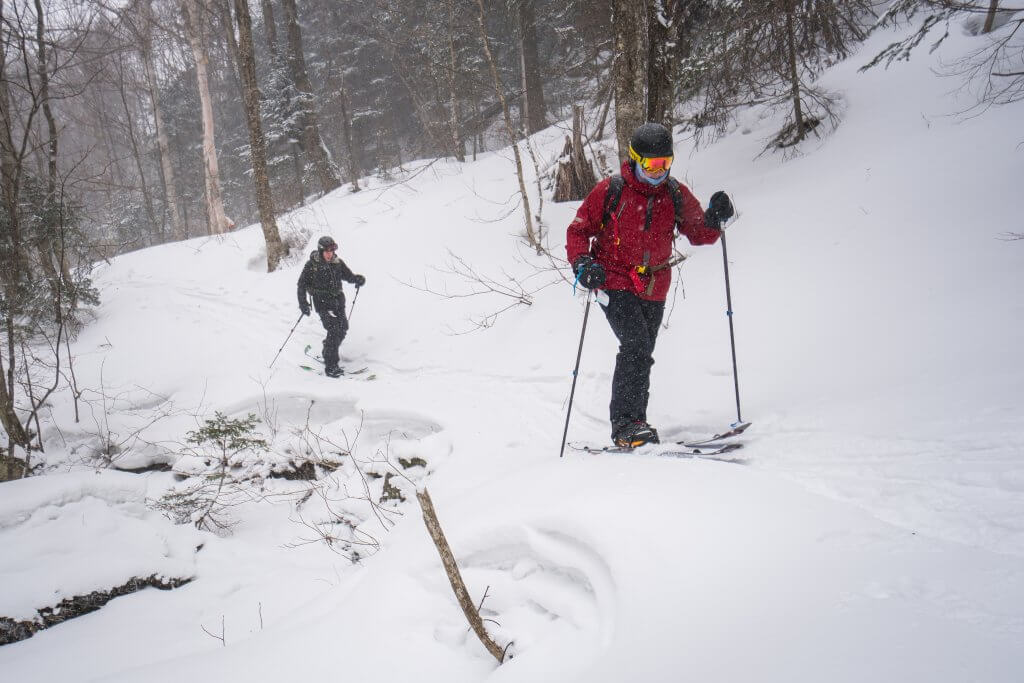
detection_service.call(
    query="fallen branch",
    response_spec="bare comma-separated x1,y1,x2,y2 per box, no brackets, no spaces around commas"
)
416,487,506,663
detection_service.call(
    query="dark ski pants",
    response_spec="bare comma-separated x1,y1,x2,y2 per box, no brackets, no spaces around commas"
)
317,297,348,370
600,289,665,434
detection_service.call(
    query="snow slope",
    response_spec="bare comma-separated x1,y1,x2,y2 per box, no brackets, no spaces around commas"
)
2,22,1023,683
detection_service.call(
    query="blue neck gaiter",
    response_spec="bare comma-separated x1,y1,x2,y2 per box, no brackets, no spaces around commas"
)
635,163,669,186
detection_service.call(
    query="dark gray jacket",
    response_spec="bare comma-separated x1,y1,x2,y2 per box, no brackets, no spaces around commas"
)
297,250,359,313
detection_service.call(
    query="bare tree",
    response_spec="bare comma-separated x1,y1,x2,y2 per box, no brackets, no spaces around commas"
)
446,0,466,162
613,0,647,160
279,0,341,195
863,1,1024,113
474,0,539,253
230,0,288,271
689,0,873,149
517,0,548,134
139,0,187,240
182,0,230,235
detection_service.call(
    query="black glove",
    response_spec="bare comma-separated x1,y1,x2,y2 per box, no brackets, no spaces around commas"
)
353,274,366,288
704,190,734,230
300,301,311,316
573,255,606,290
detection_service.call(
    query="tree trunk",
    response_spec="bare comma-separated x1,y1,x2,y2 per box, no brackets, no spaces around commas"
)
783,0,806,145
447,0,465,162
0,4,28,297
258,0,278,55
31,0,73,306
232,0,289,271
646,0,677,126
324,4,361,190
983,0,999,34
182,0,230,235
336,75,360,190
553,105,598,202
0,351,29,455
280,0,341,195
518,0,547,135
115,54,160,243
474,0,539,254
142,0,186,241
613,0,647,161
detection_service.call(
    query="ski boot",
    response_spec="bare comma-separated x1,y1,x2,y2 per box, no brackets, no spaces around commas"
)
612,420,660,448
324,366,344,378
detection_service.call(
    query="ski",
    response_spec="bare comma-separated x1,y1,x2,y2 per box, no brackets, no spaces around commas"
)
301,345,370,376
570,441,744,459
674,421,752,447
299,364,372,378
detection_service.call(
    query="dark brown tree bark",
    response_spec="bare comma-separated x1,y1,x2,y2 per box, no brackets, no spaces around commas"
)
518,0,547,134
983,0,999,34
646,0,682,126
259,0,279,55
553,105,597,202
613,0,647,161
232,0,288,271
280,0,340,194
783,0,807,144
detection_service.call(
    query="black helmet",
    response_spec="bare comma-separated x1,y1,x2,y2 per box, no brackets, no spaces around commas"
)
317,236,338,252
629,123,673,158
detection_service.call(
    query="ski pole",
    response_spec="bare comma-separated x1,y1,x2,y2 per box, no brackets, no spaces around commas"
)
348,286,361,324
719,228,744,425
269,311,305,368
559,290,593,458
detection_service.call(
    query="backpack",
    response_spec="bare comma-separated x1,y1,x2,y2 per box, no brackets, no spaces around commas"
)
601,174,685,230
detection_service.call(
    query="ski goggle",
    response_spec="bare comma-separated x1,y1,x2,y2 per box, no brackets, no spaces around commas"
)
628,145,673,177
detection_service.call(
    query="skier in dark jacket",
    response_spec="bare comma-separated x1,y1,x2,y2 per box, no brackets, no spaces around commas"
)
566,122,735,447
297,236,365,377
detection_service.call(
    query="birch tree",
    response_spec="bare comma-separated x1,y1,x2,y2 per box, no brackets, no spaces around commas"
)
182,0,230,235
140,0,187,240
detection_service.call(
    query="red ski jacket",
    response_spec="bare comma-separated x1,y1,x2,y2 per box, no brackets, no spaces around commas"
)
566,161,721,301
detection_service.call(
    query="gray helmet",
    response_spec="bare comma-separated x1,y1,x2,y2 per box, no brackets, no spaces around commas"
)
317,236,338,252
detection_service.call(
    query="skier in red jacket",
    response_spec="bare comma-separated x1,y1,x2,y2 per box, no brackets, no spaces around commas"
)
566,122,734,448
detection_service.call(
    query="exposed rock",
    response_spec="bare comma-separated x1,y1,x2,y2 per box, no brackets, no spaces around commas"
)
0,574,192,646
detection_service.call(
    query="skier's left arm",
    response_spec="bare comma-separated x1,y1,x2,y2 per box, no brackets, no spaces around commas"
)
678,187,732,246
337,258,366,288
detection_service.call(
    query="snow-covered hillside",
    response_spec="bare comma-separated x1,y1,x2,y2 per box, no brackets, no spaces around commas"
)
2,23,1023,683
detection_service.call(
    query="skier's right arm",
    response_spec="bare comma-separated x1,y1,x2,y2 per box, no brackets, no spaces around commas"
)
565,178,610,267
297,262,312,315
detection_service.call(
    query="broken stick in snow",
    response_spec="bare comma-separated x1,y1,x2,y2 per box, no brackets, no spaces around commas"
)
416,487,507,663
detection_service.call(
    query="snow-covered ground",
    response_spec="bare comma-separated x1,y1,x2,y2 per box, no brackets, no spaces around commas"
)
3,22,1023,682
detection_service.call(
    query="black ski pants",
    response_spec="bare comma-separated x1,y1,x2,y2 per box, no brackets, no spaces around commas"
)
316,295,348,370
600,289,665,433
